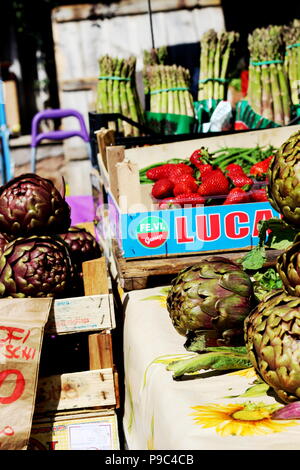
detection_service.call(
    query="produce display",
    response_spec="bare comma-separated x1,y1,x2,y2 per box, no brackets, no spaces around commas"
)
96,55,144,136
140,145,275,207
283,19,300,108
144,64,195,117
198,29,239,101
0,173,102,298
164,129,300,406
247,25,291,126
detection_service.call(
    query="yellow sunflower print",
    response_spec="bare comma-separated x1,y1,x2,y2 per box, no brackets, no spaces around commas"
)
191,402,300,436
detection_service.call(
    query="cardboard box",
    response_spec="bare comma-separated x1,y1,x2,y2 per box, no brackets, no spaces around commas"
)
96,125,300,259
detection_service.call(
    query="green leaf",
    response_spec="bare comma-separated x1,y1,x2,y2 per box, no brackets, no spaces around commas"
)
240,245,266,270
166,347,252,379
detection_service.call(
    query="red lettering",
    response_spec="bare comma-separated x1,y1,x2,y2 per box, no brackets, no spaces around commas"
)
0,369,25,404
4,345,20,359
22,346,36,361
225,212,250,239
196,214,220,241
175,216,194,243
252,209,274,237
0,327,25,343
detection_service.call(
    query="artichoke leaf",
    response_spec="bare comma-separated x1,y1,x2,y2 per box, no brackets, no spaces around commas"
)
166,346,252,379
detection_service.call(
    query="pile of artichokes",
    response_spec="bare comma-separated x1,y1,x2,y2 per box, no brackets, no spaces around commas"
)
0,173,101,299
167,129,300,403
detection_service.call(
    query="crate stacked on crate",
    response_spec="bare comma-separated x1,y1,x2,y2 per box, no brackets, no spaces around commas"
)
90,124,300,292
29,256,120,451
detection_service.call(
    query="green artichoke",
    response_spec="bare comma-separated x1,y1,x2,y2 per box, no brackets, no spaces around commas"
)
166,256,255,348
244,289,300,403
0,173,71,238
267,129,300,227
276,232,300,296
0,235,74,298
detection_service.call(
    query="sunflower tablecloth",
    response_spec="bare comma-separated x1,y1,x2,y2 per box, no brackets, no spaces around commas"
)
122,286,300,450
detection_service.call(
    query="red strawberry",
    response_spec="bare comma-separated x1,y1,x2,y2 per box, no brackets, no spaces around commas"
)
197,169,230,197
173,175,198,196
228,173,254,189
174,193,206,206
151,179,174,199
146,164,173,181
158,198,182,210
225,163,245,175
198,164,213,179
189,149,204,168
249,188,269,202
146,163,193,181
249,155,273,180
223,188,250,205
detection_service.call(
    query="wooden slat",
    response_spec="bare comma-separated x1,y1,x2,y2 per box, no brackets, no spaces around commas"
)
88,332,113,370
35,369,116,414
83,257,109,296
60,78,98,91
95,128,116,170
52,0,221,23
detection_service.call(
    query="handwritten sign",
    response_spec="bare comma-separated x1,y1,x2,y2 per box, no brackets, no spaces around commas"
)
0,298,52,450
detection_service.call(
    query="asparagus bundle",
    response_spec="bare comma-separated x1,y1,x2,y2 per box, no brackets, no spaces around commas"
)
283,19,300,107
145,64,194,117
96,55,144,136
247,26,291,126
198,29,239,101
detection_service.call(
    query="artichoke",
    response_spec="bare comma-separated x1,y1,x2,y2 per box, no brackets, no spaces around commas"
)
0,173,71,238
267,129,300,227
276,232,300,297
0,233,9,254
59,227,102,296
244,289,300,403
166,256,255,348
59,227,102,265
0,235,74,298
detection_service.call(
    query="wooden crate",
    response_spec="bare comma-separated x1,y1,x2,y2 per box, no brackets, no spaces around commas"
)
112,238,282,291
35,258,120,424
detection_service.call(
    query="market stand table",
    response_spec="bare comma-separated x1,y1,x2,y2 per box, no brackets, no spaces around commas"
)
122,286,300,450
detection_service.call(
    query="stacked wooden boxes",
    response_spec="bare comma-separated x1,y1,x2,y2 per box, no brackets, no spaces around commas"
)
29,255,120,450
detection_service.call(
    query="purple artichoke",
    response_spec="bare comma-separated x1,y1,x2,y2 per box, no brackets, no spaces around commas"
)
59,227,102,296
0,235,74,298
59,227,102,264
0,173,71,238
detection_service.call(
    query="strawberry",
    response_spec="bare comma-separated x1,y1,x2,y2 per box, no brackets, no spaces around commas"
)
158,198,182,210
189,149,204,168
146,163,193,181
175,194,206,206
173,175,198,196
225,163,245,175
249,188,269,202
151,179,174,199
228,173,254,189
249,155,273,180
223,188,250,205
197,169,230,197
198,163,213,179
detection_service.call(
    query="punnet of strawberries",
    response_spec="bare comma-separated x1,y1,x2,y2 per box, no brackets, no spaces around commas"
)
139,145,275,208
